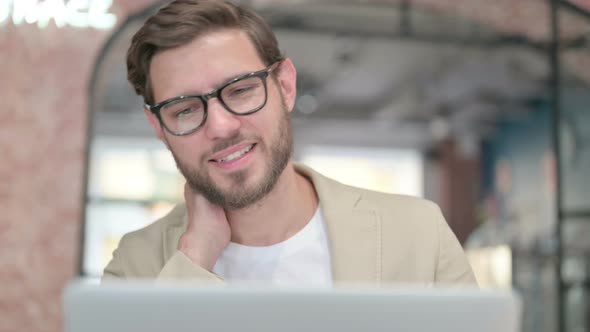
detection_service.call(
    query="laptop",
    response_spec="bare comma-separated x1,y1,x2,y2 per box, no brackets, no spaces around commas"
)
64,280,521,332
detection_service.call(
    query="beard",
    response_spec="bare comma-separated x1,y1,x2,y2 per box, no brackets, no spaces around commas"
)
170,102,293,210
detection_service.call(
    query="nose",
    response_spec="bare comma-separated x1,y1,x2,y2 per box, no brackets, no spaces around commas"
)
203,97,242,140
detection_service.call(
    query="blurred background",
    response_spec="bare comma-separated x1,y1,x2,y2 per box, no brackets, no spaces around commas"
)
1,0,590,331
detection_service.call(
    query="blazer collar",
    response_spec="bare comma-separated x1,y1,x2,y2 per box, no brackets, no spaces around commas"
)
164,164,381,284
296,164,381,284
163,207,188,263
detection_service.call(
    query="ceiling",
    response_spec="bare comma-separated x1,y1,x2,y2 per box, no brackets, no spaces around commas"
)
90,1,590,149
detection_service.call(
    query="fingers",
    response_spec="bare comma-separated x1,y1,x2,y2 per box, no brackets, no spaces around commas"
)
179,183,231,270
183,182,226,227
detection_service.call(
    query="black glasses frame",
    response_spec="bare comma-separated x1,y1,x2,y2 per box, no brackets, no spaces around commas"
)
145,61,281,136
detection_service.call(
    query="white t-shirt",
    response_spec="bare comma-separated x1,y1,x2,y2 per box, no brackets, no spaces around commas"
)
212,207,332,287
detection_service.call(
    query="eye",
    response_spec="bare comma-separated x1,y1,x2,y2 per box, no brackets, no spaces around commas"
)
174,106,200,118
229,85,256,96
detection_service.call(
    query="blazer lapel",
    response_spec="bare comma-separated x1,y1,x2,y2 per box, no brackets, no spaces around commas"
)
297,165,381,285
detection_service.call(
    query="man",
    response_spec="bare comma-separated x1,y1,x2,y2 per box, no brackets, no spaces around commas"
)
103,0,477,286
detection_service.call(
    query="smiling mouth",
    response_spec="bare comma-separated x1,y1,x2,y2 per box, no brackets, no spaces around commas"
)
211,144,256,163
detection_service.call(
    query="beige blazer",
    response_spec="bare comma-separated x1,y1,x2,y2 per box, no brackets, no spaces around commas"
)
103,165,477,285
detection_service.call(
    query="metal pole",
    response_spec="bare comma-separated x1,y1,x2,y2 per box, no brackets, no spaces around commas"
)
549,0,564,331
400,0,412,36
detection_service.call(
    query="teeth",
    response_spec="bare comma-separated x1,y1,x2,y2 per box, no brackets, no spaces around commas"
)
218,145,253,162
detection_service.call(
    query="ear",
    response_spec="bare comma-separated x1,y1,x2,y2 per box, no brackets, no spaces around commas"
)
276,58,297,113
144,106,165,141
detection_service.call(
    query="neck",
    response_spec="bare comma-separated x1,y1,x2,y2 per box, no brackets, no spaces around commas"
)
225,162,318,246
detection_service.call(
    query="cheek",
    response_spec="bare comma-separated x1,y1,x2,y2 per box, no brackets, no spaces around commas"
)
253,96,284,135
247,115,276,146
166,135,208,162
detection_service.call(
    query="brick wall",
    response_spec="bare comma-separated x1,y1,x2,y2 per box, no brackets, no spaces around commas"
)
0,2,156,331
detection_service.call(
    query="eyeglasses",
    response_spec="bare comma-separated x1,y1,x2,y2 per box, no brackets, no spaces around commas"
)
145,61,281,136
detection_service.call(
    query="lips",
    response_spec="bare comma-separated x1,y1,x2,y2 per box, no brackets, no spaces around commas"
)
216,144,254,162
209,143,256,163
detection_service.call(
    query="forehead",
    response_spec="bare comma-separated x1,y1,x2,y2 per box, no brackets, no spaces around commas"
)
149,29,265,102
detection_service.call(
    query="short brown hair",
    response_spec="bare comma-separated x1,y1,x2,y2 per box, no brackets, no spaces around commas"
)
127,0,284,105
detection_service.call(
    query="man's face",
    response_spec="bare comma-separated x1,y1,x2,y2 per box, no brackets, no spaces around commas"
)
148,29,297,210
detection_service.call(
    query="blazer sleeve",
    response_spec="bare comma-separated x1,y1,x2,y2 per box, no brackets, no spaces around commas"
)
433,207,479,285
157,251,224,283
101,234,224,284
102,234,131,280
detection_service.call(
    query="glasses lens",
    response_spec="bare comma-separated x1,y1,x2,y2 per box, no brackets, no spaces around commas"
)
160,97,206,134
221,76,266,114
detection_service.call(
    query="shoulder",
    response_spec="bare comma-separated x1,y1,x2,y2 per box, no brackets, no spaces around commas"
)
120,203,186,246
300,163,443,228
114,204,186,274
355,186,439,212
322,174,442,223
103,204,187,278
351,185,444,233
